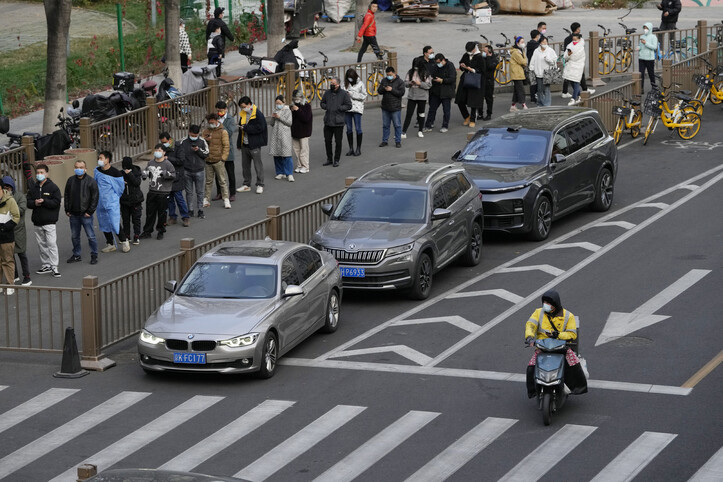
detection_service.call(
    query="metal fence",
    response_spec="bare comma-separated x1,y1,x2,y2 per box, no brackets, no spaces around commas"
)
670,51,712,93
581,75,639,133
278,190,345,244
0,146,28,192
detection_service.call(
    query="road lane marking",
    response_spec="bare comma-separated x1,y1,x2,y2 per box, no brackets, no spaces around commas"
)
403,417,517,482
618,137,642,150
0,391,150,480
0,388,79,435
392,316,480,332
0,386,6,392
316,165,723,366
236,405,366,481
544,241,601,252
328,346,432,365
280,358,693,395
595,221,636,229
682,349,723,388
638,202,669,209
447,289,524,304
312,410,439,482
498,424,597,482
689,446,723,481
159,399,295,473
48,395,223,482
680,184,699,191
590,431,677,482
498,264,565,276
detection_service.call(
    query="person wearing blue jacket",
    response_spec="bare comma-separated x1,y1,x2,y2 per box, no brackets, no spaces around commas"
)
638,22,658,92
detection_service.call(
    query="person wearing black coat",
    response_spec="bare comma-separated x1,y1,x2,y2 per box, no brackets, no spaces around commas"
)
236,97,268,194
120,157,144,245
378,67,406,147
425,54,456,132
480,44,497,121
26,164,62,277
63,161,99,264
274,40,300,72
205,7,235,42
320,78,353,167
658,0,681,44
527,30,541,104
455,41,486,128
160,133,189,227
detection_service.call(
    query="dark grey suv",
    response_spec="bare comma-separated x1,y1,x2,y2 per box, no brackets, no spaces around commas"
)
452,107,618,240
310,163,484,300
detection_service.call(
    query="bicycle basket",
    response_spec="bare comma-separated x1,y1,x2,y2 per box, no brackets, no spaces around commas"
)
644,89,663,116
694,74,712,89
715,65,723,76
612,105,632,117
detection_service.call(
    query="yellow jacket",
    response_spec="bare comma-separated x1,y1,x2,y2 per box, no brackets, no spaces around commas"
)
510,47,528,81
525,308,577,341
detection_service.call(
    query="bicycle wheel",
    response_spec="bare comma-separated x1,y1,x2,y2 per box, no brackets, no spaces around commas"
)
599,51,616,75
643,117,655,145
495,60,511,85
276,77,286,96
366,72,382,97
686,100,704,116
630,110,642,138
613,118,624,145
226,97,239,118
710,82,723,105
677,111,701,139
299,79,315,103
616,50,632,73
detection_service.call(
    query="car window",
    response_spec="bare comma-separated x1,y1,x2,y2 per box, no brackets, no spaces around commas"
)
281,256,301,289
432,186,447,210
293,248,321,282
460,129,549,164
441,178,463,207
565,117,604,153
332,187,428,223
457,173,472,192
552,131,569,157
176,262,276,299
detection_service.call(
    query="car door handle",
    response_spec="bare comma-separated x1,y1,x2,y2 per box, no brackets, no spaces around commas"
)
448,220,455,225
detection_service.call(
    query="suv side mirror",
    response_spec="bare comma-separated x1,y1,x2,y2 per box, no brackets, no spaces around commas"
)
552,153,566,164
431,208,452,221
451,149,461,161
321,203,334,216
164,280,177,293
282,285,304,298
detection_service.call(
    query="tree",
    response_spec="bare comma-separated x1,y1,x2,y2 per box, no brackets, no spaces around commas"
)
165,0,182,89
266,0,284,58
43,0,72,135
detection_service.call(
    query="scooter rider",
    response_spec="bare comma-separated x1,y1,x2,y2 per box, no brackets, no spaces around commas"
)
525,290,588,398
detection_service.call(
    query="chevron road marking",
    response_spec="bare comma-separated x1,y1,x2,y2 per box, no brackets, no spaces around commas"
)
391,316,480,333
447,289,524,304
590,431,677,482
0,388,79,435
595,220,636,229
498,264,565,276
544,241,601,252
638,202,669,209
680,184,699,191
327,345,432,365
689,446,723,481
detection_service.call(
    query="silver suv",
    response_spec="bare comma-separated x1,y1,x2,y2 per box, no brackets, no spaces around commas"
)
310,163,484,299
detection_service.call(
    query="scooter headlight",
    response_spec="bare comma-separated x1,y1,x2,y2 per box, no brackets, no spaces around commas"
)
537,368,559,384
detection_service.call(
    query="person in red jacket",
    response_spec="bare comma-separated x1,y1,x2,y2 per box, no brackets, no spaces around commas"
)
356,1,383,62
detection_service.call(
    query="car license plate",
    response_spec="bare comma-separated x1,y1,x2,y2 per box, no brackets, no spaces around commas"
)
340,267,365,278
173,353,206,364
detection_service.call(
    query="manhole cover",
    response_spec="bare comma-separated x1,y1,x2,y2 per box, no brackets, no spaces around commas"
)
611,336,653,347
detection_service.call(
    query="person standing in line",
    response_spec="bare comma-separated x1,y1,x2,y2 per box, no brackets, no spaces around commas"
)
425,53,456,133
269,95,295,182
64,160,99,264
161,132,190,226
320,77,352,167
140,144,176,240
236,97,268,194
215,101,238,200
178,125,208,218
95,151,128,253
564,33,586,106
527,30,541,105
480,44,497,121
291,90,313,173
638,22,658,92
120,157,144,245
529,36,558,107
561,23,594,98
657,0,681,46
402,57,432,139
416,46,436,75
510,36,529,111
179,19,192,73
3,176,31,286
343,68,367,157
0,179,20,295
202,113,231,209
378,66,406,148
356,1,384,62
455,41,485,128
537,21,547,36
26,164,62,278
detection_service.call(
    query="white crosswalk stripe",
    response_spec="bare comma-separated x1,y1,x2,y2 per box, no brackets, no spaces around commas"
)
236,404,366,481
590,431,677,482
159,399,295,473
689,446,723,482
0,391,150,480
404,417,517,482
312,410,440,482
0,388,79,435
48,395,223,482
498,424,597,482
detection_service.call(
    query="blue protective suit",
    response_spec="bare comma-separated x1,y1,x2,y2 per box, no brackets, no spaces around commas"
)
94,167,125,234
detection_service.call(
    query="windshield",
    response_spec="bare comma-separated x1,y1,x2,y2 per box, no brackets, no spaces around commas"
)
332,187,428,223
177,262,277,299
460,129,549,165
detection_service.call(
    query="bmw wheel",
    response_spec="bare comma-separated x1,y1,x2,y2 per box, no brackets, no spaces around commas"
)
409,252,433,300
320,290,340,333
528,196,552,241
255,332,278,379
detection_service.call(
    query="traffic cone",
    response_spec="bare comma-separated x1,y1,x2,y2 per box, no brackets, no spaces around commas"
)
54,327,89,378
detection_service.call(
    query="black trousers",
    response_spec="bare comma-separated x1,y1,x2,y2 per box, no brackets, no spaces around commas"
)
103,230,127,244
426,95,451,129
324,125,343,162
357,36,382,62
216,160,236,195
14,252,29,279
458,105,479,121
658,20,677,46
180,53,189,73
512,80,526,104
143,192,169,235
121,203,142,240
639,59,656,92
403,99,427,133
530,82,538,103
482,80,494,117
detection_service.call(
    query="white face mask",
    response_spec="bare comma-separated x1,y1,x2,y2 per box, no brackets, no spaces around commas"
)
543,303,553,313
643,28,649,34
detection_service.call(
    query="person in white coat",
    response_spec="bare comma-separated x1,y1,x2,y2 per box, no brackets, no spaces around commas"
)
563,33,586,105
343,68,367,156
529,37,558,107
269,95,295,182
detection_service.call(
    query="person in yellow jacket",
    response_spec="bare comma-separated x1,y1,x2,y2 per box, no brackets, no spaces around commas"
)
509,36,529,112
524,290,587,398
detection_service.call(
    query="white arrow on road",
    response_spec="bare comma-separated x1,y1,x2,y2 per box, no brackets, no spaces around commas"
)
596,269,711,346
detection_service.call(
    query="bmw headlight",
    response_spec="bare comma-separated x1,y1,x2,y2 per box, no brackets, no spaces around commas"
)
139,329,165,345
386,242,414,257
219,333,259,348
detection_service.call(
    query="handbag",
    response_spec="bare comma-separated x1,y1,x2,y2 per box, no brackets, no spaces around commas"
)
462,71,482,89
542,65,563,85
526,68,536,85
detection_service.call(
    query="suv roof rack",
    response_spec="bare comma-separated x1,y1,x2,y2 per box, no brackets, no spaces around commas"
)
424,164,457,184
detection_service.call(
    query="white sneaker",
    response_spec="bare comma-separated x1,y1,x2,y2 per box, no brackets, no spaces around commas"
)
423,127,433,133
256,186,264,194
6,288,14,296
567,99,577,106
299,167,309,173
585,89,596,94
101,244,116,253
509,105,518,112
522,104,529,110
223,198,231,209
440,127,448,133
561,93,572,98
401,133,407,139
288,175,295,182
417,131,424,138
203,198,211,207
121,240,130,253
236,186,251,192
274,174,286,180
294,167,301,173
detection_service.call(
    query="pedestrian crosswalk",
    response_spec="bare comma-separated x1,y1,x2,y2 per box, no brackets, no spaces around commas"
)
0,386,720,482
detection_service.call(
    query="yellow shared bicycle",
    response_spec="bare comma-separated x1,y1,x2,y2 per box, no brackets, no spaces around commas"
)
642,86,701,145
611,91,643,144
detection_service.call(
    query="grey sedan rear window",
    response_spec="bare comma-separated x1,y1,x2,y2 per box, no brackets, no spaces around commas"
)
177,263,277,299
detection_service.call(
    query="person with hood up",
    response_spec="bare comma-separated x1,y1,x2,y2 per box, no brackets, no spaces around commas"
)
95,151,128,253
509,36,529,111
269,95,295,182
455,41,486,128
563,33,586,106
524,290,588,398
0,178,20,295
356,1,383,62
2,176,31,286
638,22,658,92
120,157,144,245
529,36,558,107
291,90,313,173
